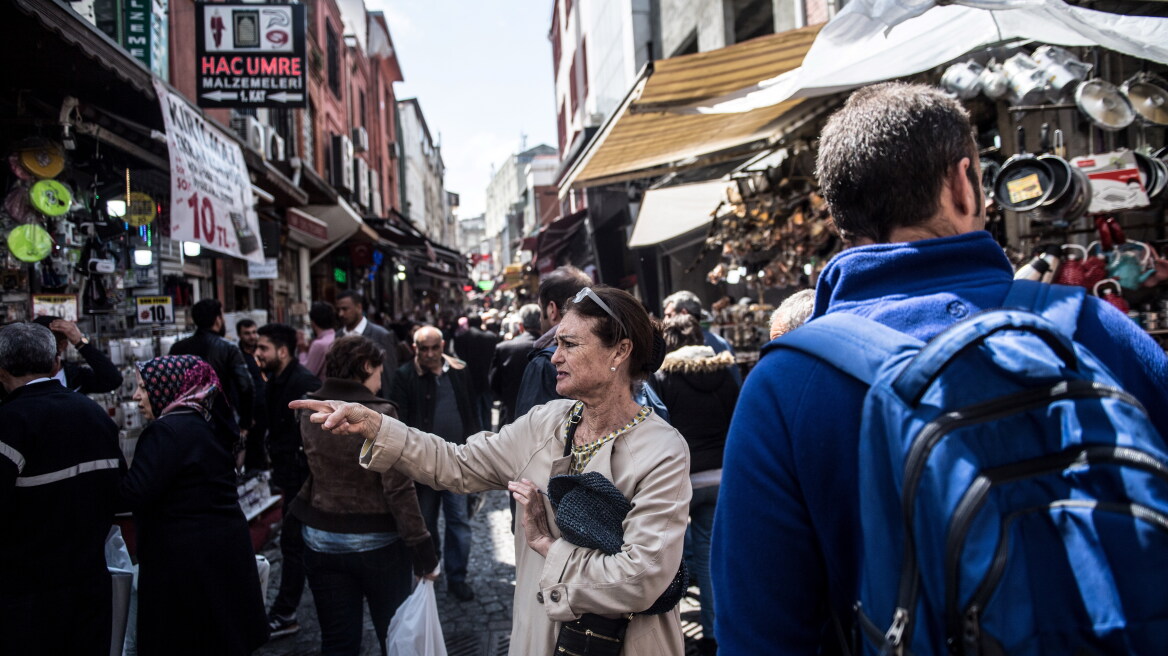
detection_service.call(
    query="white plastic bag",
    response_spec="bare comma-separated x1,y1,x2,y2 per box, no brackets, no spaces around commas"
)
386,579,447,656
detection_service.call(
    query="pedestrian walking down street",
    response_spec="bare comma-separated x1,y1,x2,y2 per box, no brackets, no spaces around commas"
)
292,286,691,656
389,326,482,602
298,301,338,380
652,314,740,656
237,319,270,471
662,291,741,386
257,323,322,638
453,313,501,430
713,82,1168,654
0,322,125,656
336,290,400,400
121,355,269,656
489,303,541,427
169,298,255,433
292,336,439,656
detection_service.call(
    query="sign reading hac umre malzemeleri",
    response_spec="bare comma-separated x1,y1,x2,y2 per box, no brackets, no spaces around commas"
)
194,2,307,108
154,79,265,263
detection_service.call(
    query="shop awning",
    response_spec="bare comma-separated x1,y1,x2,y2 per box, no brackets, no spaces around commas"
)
559,24,823,192
303,199,365,265
689,0,1168,115
536,210,588,262
628,181,726,248
286,208,330,249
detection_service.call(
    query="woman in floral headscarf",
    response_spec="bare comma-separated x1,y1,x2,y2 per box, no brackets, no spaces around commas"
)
121,355,269,655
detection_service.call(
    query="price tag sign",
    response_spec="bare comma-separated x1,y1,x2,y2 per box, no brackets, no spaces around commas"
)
32,294,79,322
136,296,174,324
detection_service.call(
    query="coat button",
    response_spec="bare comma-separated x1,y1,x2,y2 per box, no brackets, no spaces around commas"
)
946,300,969,318
550,590,560,603
536,591,544,603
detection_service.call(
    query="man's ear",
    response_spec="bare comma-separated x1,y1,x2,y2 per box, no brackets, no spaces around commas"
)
952,156,980,222
546,301,560,324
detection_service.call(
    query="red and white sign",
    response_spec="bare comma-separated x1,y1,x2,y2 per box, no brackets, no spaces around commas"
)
154,79,265,263
1072,150,1149,214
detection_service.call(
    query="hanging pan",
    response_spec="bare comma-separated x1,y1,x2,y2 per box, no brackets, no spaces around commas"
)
1075,78,1136,131
1121,73,1168,126
1039,129,1091,224
994,126,1054,212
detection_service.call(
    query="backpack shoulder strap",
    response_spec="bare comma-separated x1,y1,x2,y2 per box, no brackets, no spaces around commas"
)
1002,280,1086,337
765,312,922,386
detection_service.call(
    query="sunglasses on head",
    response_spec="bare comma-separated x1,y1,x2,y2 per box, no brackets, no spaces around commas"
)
573,287,626,335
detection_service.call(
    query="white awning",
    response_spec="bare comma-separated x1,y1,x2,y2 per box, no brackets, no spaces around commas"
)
688,0,1168,114
302,198,363,246
628,181,726,248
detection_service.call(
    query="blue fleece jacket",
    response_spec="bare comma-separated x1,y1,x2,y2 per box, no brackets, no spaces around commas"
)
711,231,1168,654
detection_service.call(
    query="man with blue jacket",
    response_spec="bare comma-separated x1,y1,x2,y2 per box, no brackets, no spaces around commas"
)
712,83,1168,654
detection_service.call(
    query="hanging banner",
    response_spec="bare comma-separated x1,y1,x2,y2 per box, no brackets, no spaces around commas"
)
195,2,308,108
154,79,265,263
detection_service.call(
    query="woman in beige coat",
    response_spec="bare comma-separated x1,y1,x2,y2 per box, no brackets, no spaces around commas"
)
293,286,691,656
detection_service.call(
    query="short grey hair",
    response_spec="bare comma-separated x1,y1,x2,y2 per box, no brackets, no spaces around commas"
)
0,322,58,377
769,289,816,340
518,304,542,335
663,290,702,317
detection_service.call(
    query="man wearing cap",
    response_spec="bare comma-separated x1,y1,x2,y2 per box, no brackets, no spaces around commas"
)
32,316,123,394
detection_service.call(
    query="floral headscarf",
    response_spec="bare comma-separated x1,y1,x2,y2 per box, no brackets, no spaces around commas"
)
137,355,222,421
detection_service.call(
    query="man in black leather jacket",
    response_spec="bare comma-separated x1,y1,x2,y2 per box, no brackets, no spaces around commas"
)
169,299,254,430
255,322,321,637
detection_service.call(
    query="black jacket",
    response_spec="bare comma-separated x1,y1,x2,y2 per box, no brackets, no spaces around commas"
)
0,381,124,598
263,361,321,481
388,357,481,443
489,331,535,425
63,342,124,394
651,346,740,473
120,411,269,655
453,327,500,395
170,329,255,429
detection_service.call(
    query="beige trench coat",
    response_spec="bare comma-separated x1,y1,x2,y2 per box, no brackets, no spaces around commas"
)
359,398,691,656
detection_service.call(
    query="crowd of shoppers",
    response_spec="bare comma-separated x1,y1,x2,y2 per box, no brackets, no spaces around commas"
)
5,83,1168,656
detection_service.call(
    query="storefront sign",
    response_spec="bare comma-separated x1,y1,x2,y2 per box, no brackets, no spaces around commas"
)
136,296,174,324
247,258,279,280
195,2,307,108
154,79,265,263
124,0,169,78
32,295,78,322
287,208,329,242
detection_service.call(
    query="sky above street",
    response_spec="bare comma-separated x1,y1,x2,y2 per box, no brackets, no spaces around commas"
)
369,0,558,218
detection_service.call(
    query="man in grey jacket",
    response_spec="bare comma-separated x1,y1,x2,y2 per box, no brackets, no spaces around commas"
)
336,290,399,399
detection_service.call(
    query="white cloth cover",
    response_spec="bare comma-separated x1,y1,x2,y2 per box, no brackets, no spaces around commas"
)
689,0,1168,114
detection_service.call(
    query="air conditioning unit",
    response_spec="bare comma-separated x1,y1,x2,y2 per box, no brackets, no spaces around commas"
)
354,157,369,209
330,134,355,193
232,115,266,155
369,168,382,216
268,130,286,162
351,126,369,153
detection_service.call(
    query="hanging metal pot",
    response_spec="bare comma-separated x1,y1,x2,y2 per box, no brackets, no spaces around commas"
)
1032,45,1091,101
1133,150,1166,199
1002,52,1049,105
941,60,986,100
1036,125,1073,205
994,126,1055,212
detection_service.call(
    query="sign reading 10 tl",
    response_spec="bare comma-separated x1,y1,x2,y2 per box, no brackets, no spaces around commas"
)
136,296,174,324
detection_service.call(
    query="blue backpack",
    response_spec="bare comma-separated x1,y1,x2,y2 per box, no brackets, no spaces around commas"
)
773,281,1168,655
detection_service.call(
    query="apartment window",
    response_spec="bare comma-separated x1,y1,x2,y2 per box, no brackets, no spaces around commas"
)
673,30,699,57
550,4,561,69
569,54,579,115
565,0,573,19
732,0,774,43
326,22,341,97
359,91,367,128
580,39,589,101
302,101,315,166
557,101,567,154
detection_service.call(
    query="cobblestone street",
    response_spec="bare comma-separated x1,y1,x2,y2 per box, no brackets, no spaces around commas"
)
254,488,708,656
